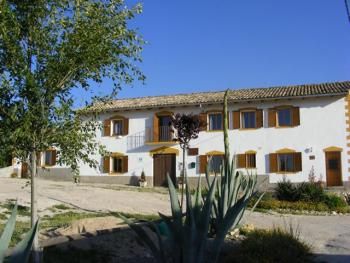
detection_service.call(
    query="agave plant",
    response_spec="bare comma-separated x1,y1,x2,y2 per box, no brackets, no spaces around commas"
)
122,173,217,263
0,203,39,263
123,91,258,263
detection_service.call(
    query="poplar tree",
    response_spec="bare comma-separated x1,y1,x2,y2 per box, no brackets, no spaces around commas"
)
0,0,144,257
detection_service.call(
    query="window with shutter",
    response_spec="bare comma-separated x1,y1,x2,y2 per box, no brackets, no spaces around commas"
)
208,113,223,131
246,153,256,168
112,119,123,135
44,150,56,166
270,151,302,173
236,153,256,168
241,111,256,129
208,155,224,174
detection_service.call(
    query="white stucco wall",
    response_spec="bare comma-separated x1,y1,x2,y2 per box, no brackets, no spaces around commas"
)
78,95,348,185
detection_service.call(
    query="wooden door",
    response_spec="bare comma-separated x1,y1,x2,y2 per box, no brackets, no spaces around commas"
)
153,154,176,187
325,152,342,186
21,163,29,178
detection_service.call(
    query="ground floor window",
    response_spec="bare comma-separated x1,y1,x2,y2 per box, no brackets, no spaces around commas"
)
44,150,56,166
112,157,123,173
269,151,302,173
278,153,294,172
208,155,223,174
104,155,128,174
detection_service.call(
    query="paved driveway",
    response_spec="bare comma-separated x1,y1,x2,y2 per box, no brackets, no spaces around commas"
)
0,178,349,262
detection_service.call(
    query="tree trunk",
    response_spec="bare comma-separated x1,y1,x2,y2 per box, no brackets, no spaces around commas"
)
180,147,186,210
31,151,40,262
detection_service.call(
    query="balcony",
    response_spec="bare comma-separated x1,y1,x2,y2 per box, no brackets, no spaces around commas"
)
146,126,175,144
127,126,176,151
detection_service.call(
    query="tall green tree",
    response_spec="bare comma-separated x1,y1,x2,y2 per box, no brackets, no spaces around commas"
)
0,0,144,258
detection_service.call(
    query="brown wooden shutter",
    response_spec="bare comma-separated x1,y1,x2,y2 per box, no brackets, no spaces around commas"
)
236,154,246,168
269,153,278,173
232,111,240,129
294,152,302,172
103,119,111,136
51,150,57,166
103,157,110,173
268,108,276,127
122,156,128,173
256,109,263,128
199,155,207,173
199,113,207,131
123,118,129,135
153,114,159,142
292,107,300,126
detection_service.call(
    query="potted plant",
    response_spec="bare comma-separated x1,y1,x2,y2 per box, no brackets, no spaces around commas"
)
177,174,186,190
139,170,147,187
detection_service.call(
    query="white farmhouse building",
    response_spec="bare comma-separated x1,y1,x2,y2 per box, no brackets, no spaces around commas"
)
33,81,350,188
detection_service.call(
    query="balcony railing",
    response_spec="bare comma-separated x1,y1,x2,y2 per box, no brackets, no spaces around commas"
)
127,126,175,151
146,126,174,143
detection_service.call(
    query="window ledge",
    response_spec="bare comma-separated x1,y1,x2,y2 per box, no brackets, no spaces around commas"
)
238,128,259,131
207,130,223,132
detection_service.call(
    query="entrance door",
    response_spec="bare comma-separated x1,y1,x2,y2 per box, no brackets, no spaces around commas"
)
153,154,176,187
325,151,342,186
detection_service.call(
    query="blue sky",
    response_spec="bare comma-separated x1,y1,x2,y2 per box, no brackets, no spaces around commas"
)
76,0,350,105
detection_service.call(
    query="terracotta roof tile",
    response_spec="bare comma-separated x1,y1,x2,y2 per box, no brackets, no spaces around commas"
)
84,81,350,112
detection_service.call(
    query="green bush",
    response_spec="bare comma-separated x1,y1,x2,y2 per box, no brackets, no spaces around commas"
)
275,180,299,202
324,194,348,209
224,228,313,263
297,182,325,203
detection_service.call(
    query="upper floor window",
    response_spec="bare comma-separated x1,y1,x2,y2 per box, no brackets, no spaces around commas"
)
103,116,129,137
233,109,263,129
268,106,300,128
277,108,292,127
112,119,123,135
208,113,223,131
241,111,256,129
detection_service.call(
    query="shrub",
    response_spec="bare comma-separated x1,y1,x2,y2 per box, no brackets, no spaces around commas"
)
297,182,325,203
344,192,350,205
323,194,348,209
275,180,299,202
224,228,313,263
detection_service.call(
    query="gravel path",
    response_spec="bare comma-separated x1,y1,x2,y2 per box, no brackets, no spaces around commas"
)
1,178,349,262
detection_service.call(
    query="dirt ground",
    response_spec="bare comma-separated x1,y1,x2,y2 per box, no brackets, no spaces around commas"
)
1,178,350,262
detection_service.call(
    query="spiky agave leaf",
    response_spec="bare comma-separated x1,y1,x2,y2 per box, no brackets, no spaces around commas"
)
0,203,18,263
8,219,39,263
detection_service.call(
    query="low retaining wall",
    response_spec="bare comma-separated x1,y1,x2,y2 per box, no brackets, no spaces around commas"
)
0,166,13,178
